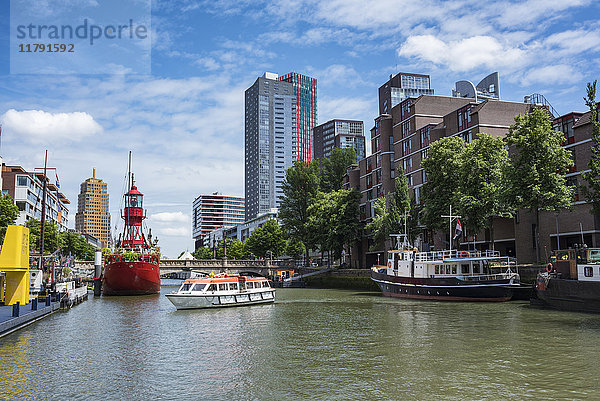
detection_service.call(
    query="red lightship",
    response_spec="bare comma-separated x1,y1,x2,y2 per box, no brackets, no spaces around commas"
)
103,158,160,295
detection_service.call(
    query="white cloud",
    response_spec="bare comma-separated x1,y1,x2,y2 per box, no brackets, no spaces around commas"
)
1,109,103,144
150,211,189,223
398,35,528,72
520,64,583,86
159,227,191,237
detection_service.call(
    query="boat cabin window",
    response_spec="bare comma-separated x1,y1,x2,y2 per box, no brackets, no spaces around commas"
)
247,282,254,289
473,264,480,274
435,265,440,274
588,250,600,264
451,265,457,275
229,283,238,290
461,264,469,274
585,267,594,277
218,283,227,291
180,283,193,291
207,284,216,292
193,284,206,292
263,281,270,288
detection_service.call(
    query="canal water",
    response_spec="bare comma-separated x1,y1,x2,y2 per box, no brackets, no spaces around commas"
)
2,283,600,400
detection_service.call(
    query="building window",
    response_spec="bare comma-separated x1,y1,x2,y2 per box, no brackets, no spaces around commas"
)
402,121,411,138
420,127,430,147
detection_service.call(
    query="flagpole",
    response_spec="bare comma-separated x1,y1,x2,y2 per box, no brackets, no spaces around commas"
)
442,205,461,253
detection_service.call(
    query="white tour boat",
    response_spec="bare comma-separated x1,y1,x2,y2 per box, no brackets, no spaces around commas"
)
166,272,275,310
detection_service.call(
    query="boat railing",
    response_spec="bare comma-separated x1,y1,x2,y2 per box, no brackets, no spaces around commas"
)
458,272,516,281
414,249,501,262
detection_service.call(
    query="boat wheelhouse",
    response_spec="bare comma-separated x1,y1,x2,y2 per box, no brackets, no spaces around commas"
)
371,249,520,301
166,273,275,310
533,248,600,313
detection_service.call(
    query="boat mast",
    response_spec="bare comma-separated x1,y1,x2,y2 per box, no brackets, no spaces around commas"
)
441,205,461,252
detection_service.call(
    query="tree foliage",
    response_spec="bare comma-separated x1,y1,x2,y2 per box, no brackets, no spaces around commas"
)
458,133,511,248
279,159,320,264
582,80,600,217
59,230,97,260
320,147,357,192
306,189,362,260
25,219,59,254
283,237,304,259
193,246,213,260
245,219,285,258
421,137,466,230
0,194,19,241
504,107,574,261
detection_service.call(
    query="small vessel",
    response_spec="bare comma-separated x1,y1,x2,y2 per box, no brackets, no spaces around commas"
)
532,248,600,313
166,273,275,309
102,154,160,296
371,236,520,301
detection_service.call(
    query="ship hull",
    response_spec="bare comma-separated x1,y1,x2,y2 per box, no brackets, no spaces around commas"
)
166,290,275,310
102,260,160,296
533,274,600,313
371,271,515,302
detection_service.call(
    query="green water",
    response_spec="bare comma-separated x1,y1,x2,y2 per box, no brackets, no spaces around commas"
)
1,285,600,400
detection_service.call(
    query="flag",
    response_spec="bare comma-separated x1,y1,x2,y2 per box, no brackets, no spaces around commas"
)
453,218,463,239
55,172,60,189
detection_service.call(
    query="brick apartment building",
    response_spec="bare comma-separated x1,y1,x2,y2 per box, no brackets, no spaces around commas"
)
344,92,597,266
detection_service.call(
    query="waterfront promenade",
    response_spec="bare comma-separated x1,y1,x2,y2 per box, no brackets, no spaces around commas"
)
0,298,60,338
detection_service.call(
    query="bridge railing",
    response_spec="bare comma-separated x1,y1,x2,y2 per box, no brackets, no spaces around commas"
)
73,258,296,269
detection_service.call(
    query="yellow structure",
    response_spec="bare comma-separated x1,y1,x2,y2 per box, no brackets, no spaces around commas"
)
0,225,30,305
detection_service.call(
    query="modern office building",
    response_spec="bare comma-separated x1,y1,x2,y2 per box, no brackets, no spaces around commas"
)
453,72,500,102
75,169,111,248
313,119,365,162
378,72,434,115
1,165,70,231
278,72,318,162
192,192,245,249
245,72,317,220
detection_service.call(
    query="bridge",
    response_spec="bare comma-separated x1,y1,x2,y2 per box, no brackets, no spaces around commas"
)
73,259,297,280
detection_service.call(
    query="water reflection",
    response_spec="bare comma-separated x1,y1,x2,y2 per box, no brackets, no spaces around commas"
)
1,288,600,400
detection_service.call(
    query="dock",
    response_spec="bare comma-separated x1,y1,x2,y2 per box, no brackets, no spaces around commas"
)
0,296,61,338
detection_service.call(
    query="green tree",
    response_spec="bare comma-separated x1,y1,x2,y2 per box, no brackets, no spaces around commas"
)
0,194,19,241
222,238,248,260
59,231,95,260
25,219,59,254
245,219,286,258
505,107,574,261
283,237,304,259
582,80,600,217
279,159,321,264
307,189,362,262
193,246,213,260
459,133,511,249
421,136,466,231
320,147,357,192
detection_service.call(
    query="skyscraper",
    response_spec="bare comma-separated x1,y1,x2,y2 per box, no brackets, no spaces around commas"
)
192,192,245,249
278,72,318,162
313,119,365,162
75,169,111,247
245,72,296,220
378,72,434,115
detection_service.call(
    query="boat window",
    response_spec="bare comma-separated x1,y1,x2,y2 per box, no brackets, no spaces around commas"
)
263,281,270,288
461,264,469,274
585,267,594,277
451,265,457,275
229,283,238,290
435,265,440,274
218,283,227,291
247,282,254,289
180,283,193,291
473,264,480,274
589,250,600,264
193,284,206,292
207,284,216,292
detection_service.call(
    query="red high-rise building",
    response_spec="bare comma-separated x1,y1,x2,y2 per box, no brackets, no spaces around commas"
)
279,72,317,161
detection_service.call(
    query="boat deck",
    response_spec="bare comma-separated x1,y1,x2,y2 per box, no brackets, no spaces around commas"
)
0,298,61,338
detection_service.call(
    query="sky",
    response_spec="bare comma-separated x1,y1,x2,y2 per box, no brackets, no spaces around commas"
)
0,0,599,258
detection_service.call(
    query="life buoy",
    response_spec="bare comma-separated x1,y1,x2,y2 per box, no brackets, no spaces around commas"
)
546,263,553,273
459,251,469,257
388,261,392,269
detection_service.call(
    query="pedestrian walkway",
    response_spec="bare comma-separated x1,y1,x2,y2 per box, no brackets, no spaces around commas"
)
0,298,61,338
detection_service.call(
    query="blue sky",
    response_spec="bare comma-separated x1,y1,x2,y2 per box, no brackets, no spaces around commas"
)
0,0,599,257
